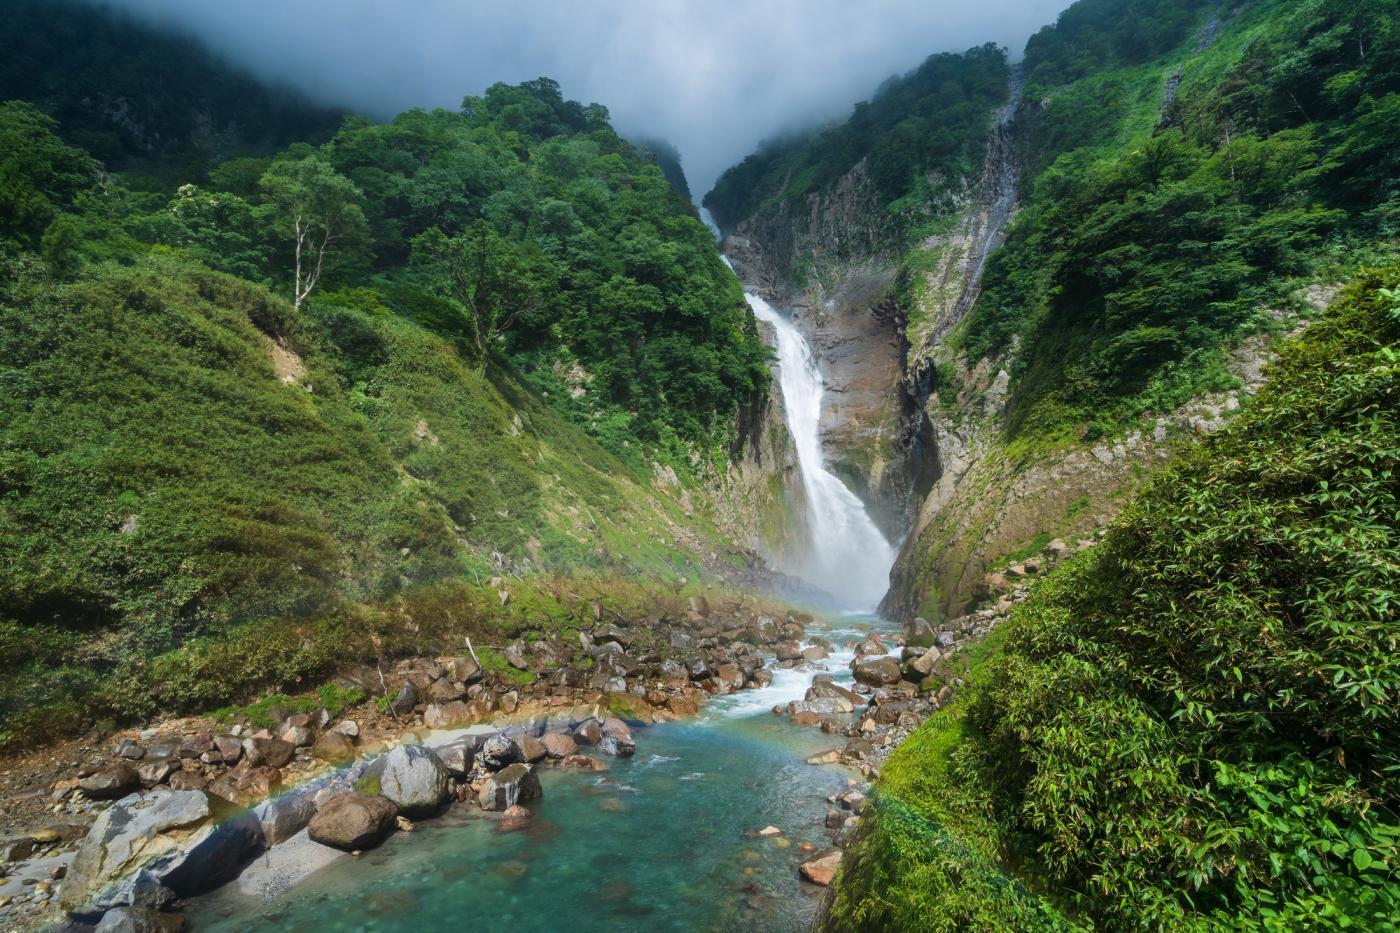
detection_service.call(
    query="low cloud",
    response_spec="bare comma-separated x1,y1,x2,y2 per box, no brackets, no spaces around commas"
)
101,0,1073,195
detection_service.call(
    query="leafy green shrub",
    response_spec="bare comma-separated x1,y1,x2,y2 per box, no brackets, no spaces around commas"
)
871,268,1400,929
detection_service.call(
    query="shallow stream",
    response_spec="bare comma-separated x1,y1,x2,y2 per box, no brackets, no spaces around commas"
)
188,613,898,932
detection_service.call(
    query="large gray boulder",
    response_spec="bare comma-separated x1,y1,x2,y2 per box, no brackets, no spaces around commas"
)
477,763,542,811
62,790,262,914
477,734,521,770
379,744,449,817
252,792,317,846
788,696,854,717
852,656,902,686
306,793,397,851
598,734,636,758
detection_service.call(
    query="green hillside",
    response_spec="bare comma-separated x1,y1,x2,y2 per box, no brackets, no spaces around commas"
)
0,36,769,746
964,0,1399,440
824,264,1400,930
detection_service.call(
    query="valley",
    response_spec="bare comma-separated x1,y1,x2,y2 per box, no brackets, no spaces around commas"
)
0,0,1397,929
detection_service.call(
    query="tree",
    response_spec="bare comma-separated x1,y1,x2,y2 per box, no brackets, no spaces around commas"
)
259,156,367,309
413,222,558,366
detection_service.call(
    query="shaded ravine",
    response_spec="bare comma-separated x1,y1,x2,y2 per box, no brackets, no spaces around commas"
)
187,615,901,932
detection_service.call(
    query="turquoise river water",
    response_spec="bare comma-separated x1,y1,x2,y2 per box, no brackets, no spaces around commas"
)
187,612,898,932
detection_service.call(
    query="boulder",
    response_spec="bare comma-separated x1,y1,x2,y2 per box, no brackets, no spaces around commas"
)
749,669,773,688
808,678,863,705
116,740,146,761
177,734,213,760
496,804,533,834
477,763,543,811
207,764,281,806
311,730,356,763
241,737,294,769
279,725,313,748
167,772,206,793
252,793,316,846
136,760,176,788
594,623,632,646
799,849,842,886
211,735,242,764
513,734,548,764
852,656,901,687
388,682,419,717
598,734,636,757
422,701,472,730
801,646,829,663
307,793,397,851
540,732,577,759
445,656,482,684
62,790,262,913
904,617,936,648
93,906,186,932
560,754,608,771
144,737,181,759
79,765,141,800
853,635,886,658
333,719,360,739
437,738,483,777
774,642,803,662
788,697,853,717
903,648,942,680
572,719,603,746
427,678,465,703
379,745,449,817
478,734,521,770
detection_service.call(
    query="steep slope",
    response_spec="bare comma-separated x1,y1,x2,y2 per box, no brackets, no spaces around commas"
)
821,265,1400,930
887,0,1398,622
708,44,1011,538
0,22,779,747
713,0,1399,621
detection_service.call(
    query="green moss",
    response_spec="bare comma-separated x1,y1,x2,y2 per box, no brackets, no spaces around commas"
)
354,773,381,797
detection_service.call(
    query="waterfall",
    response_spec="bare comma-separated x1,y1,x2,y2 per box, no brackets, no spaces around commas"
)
739,282,897,610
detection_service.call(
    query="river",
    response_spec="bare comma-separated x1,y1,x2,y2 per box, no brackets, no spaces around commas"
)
188,614,900,932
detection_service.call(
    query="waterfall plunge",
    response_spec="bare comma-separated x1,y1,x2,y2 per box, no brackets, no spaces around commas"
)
742,287,897,610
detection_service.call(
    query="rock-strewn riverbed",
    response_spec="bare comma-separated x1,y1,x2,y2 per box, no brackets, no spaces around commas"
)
1,586,1035,932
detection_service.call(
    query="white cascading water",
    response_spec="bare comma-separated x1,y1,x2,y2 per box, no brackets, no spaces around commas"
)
734,271,897,610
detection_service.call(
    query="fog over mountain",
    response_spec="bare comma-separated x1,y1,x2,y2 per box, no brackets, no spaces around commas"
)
99,0,1073,195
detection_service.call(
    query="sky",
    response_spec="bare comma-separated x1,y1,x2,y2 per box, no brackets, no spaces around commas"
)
103,0,1074,197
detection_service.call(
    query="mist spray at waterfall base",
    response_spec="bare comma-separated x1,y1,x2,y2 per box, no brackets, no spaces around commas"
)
740,284,897,611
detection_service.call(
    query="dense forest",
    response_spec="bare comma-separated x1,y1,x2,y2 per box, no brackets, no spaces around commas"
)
962,0,1399,440
0,4,770,747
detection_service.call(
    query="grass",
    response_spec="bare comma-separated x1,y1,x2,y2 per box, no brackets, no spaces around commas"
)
211,684,366,730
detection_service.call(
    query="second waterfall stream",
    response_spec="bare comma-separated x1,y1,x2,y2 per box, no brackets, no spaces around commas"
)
733,267,897,610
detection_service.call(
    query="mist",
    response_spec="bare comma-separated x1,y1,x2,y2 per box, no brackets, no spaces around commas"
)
99,0,1073,197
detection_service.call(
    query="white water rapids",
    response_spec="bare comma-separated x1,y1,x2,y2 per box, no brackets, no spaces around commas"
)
735,272,897,610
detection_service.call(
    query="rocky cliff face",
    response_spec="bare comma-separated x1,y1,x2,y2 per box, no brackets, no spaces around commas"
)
705,362,810,575
719,64,1325,624
721,168,936,544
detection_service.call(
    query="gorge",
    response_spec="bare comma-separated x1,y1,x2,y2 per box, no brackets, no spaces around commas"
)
1,0,1397,930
